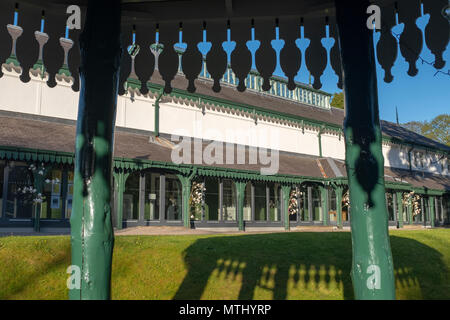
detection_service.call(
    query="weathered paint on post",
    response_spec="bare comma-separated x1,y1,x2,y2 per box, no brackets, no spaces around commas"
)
335,0,396,300
281,185,291,231
70,0,122,300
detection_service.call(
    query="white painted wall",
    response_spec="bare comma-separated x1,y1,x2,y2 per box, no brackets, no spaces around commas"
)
0,67,447,176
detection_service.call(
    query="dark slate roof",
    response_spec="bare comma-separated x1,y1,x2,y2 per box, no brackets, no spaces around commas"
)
1,113,449,191
380,120,450,152
148,72,450,152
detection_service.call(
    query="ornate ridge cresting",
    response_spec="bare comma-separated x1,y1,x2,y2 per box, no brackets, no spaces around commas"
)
0,0,448,94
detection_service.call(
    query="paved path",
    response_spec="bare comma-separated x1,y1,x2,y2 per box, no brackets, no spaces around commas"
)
0,224,430,237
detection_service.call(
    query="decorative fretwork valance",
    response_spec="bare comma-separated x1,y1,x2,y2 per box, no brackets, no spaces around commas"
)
0,0,448,94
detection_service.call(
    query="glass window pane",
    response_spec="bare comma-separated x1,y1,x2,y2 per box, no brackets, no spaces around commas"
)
328,188,337,223
254,183,266,221
268,183,281,222
65,171,74,219
0,162,4,218
42,168,62,219
165,174,182,221
124,172,140,220
386,192,394,221
145,172,160,220
312,186,322,221
223,179,236,221
243,182,251,221
299,186,308,221
7,164,34,219
204,177,219,221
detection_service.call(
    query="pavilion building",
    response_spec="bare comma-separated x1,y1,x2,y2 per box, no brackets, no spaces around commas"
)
0,58,448,231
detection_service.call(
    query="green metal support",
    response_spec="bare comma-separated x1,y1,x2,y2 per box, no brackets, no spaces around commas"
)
396,192,403,228
113,170,130,230
236,181,246,231
320,185,328,226
408,199,413,225
154,88,164,137
335,186,343,229
177,169,196,228
429,196,435,228
32,164,50,232
336,0,396,300
70,0,122,300
318,127,323,157
281,185,291,231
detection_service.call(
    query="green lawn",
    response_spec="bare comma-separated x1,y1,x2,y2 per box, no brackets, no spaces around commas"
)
0,229,449,300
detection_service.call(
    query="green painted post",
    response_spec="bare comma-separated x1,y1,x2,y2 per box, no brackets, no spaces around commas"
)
318,128,323,157
113,170,130,230
320,185,328,226
236,181,246,231
178,170,196,228
336,1,396,300
396,192,403,228
336,186,343,229
70,0,122,300
154,88,164,137
281,185,291,231
429,196,435,228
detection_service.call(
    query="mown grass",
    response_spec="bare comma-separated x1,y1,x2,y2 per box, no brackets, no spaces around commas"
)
0,229,448,300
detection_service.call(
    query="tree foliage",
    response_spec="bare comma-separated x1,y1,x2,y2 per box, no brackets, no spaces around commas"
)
330,92,344,109
402,114,450,146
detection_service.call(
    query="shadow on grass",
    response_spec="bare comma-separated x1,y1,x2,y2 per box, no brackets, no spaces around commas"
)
173,232,448,300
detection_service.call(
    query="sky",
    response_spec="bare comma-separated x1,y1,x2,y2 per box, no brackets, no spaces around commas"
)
189,13,449,125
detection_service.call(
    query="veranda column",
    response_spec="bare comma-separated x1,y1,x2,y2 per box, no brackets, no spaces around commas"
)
335,1,396,299
177,175,192,228
70,0,122,300
429,196,435,228
335,186,343,229
236,181,246,231
396,191,403,228
320,185,329,226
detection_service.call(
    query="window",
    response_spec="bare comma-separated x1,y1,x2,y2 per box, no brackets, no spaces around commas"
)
311,186,322,221
243,182,252,221
0,161,4,218
6,164,34,219
65,171,74,219
123,172,140,220
299,186,309,221
328,188,337,222
222,179,237,221
386,192,395,221
41,168,63,219
268,183,281,221
254,183,266,221
204,177,219,221
165,174,182,221
145,172,160,220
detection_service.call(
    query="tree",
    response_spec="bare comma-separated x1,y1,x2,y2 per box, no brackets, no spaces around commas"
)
401,121,423,135
421,114,450,146
402,114,450,146
330,92,344,109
